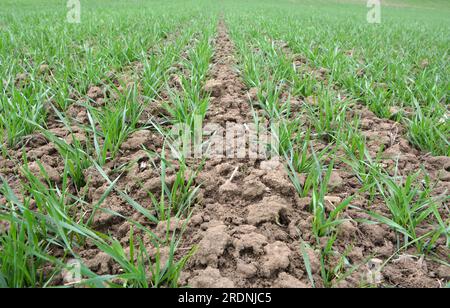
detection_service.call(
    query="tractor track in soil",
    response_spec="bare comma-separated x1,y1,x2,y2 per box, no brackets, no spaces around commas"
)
179,19,312,288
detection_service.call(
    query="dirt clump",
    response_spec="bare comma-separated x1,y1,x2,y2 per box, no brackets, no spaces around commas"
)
274,272,308,288
246,196,291,226
24,161,61,184
193,222,231,267
188,267,235,288
261,241,292,277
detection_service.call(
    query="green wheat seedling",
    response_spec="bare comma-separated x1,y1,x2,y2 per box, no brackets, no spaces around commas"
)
38,131,91,190
1,169,195,288
304,90,349,142
186,35,214,85
49,134,90,190
406,98,449,156
85,87,143,165
334,117,365,159
425,207,449,252
75,225,195,288
142,22,200,99
145,148,203,222
19,157,101,252
24,104,93,189
0,84,48,147
293,152,354,288
300,237,364,288
163,26,213,127
310,161,353,239
269,114,302,156
0,170,111,287
3,153,97,287
3,154,198,288
87,161,197,288
0,199,52,288
252,7,449,155
285,139,333,198
121,226,197,288
340,137,385,205
367,168,445,252
164,85,209,128
296,158,356,288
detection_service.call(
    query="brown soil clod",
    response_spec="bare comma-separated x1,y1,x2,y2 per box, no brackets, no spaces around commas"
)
180,19,306,288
